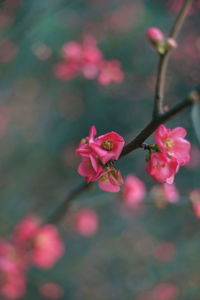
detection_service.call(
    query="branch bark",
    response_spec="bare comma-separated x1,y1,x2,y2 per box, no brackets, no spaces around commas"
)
153,0,193,118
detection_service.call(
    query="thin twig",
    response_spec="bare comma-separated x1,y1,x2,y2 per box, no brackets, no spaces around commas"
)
47,182,92,224
153,0,193,118
121,90,199,157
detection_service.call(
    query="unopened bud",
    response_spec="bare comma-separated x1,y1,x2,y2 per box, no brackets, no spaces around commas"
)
146,27,164,44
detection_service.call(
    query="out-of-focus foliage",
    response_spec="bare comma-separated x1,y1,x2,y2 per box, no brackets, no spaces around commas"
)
0,0,200,299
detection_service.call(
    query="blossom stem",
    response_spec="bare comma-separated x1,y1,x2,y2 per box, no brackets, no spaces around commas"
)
47,182,92,224
153,0,193,118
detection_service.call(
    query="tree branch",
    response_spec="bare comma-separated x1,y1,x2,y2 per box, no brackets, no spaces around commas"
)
121,89,199,157
46,0,196,225
153,0,193,118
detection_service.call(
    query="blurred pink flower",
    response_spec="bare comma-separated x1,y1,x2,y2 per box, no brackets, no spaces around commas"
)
163,183,179,203
74,209,98,237
98,60,124,85
152,283,179,300
13,215,64,269
54,36,124,85
154,125,191,166
31,225,64,269
189,189,200,218
40,283,64,299
53,61,79,81
0,240,26,299
122,174,146,208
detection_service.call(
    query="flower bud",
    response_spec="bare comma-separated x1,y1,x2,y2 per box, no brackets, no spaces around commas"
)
146,27,164,45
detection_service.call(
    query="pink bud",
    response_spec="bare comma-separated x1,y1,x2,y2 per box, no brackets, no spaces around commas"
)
146,27,164,44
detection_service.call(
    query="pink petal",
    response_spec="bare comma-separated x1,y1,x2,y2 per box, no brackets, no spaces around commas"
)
171,126,187,139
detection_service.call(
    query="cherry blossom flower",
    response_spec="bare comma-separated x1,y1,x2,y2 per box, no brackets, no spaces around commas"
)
152,283,179,300
122,174,146,208
0,240,26,299
154,125,191,166
98,169,123,193
54,36,124,85
98,60,124,85
162,183,179,203
76,126,124,192
13,215,64,269
145,153,179,184
73,209,98,237
31,225,64,269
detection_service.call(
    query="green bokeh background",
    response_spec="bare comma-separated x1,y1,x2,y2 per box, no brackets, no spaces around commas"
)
0,0,200,299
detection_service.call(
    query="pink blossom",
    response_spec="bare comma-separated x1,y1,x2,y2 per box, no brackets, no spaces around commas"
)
0,264,26,299
76,126,124,192
98,60,124,85
40,282,64,299
31,225,64,269
123,174,146,207
13,215,64,269
13,214,40,247
193,202,200,219
89,128,125,164
77,155,105,182
61,41,82,62
154,125,191,166
74,209,98,237
145,153,179,184
163,183,179,203
189,189,200,218
53,61,79,81
0,240,26,299
98,169,123,193
152,283,179,300
146,27,164,44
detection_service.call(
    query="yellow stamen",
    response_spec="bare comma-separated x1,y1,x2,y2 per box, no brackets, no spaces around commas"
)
101,140,113,151
164,138,174,150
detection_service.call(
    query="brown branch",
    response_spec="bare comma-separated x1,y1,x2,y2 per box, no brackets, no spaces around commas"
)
46,0,196,225
153,0,193,118
121,90,199,157
48,89,200,225
47,182,92,225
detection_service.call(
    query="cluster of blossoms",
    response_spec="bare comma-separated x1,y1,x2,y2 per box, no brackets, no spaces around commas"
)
54,35,124,85
146,125,191,184
0,214,64,299
146,27,177,54
76,126,124,192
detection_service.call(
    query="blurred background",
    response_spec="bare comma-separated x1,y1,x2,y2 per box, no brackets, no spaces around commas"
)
0,0,200,299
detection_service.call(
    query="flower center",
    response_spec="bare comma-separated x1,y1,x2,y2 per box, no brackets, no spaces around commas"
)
99,173,109,182
164,138,174,150
101,140,113,151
